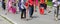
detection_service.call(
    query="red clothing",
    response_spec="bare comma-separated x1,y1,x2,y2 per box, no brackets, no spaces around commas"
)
25,2,29,9
39,8,44,15
40,0,45,3
28,0,34,6
25,2,28,6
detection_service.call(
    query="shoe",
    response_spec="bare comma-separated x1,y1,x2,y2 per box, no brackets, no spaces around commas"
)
30,16,33,18
48,11,51,13
54,17,58,21
54,15,58,21
21,17,26,19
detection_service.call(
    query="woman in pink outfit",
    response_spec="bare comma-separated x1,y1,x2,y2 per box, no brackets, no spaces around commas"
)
5,0,12,15
6,0,16,14
7,0,12,9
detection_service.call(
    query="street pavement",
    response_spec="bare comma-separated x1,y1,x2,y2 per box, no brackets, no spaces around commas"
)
0,6,60,24
0,15,11,24
0,7,14,24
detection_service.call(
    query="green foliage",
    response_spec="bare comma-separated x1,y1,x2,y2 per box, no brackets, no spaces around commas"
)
38,0,52,2
48,0,52,2
47,2,52,6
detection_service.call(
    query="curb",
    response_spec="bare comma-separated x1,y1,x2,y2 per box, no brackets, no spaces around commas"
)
0,14,17,24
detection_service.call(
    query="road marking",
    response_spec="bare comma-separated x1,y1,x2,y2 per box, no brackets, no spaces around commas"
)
0,14,17,24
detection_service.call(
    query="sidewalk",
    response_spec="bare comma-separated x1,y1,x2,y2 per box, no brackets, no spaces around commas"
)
0,6,60,24
0,15,11,24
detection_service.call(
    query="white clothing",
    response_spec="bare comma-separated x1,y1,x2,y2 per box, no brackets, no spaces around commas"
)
58,2,60,5
52,0,57,2
21,0,25,9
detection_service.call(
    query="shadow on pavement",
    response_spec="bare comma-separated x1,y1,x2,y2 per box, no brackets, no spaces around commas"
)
21,16,39,21
58,18,60,21
32,16,39,18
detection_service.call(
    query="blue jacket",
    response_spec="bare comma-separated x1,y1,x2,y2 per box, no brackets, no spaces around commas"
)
18,0,26,10
58,0,60,1
18,0,22,11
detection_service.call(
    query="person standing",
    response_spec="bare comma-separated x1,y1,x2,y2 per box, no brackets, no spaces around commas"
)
39,0,45,15
2,0,6,10
18,0,22,12
39,0,50,15
25,0,29,18
18,0,26,19
28,0,35,18
52,0,59,21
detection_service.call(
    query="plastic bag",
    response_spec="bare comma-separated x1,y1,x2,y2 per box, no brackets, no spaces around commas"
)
39,7,44,15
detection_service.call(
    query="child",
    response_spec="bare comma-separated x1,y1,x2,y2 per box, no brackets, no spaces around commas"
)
39,0,45,15
39,0,50,15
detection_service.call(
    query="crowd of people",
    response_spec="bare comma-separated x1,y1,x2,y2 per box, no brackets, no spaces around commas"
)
1,0,60,21
0,0,51,19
